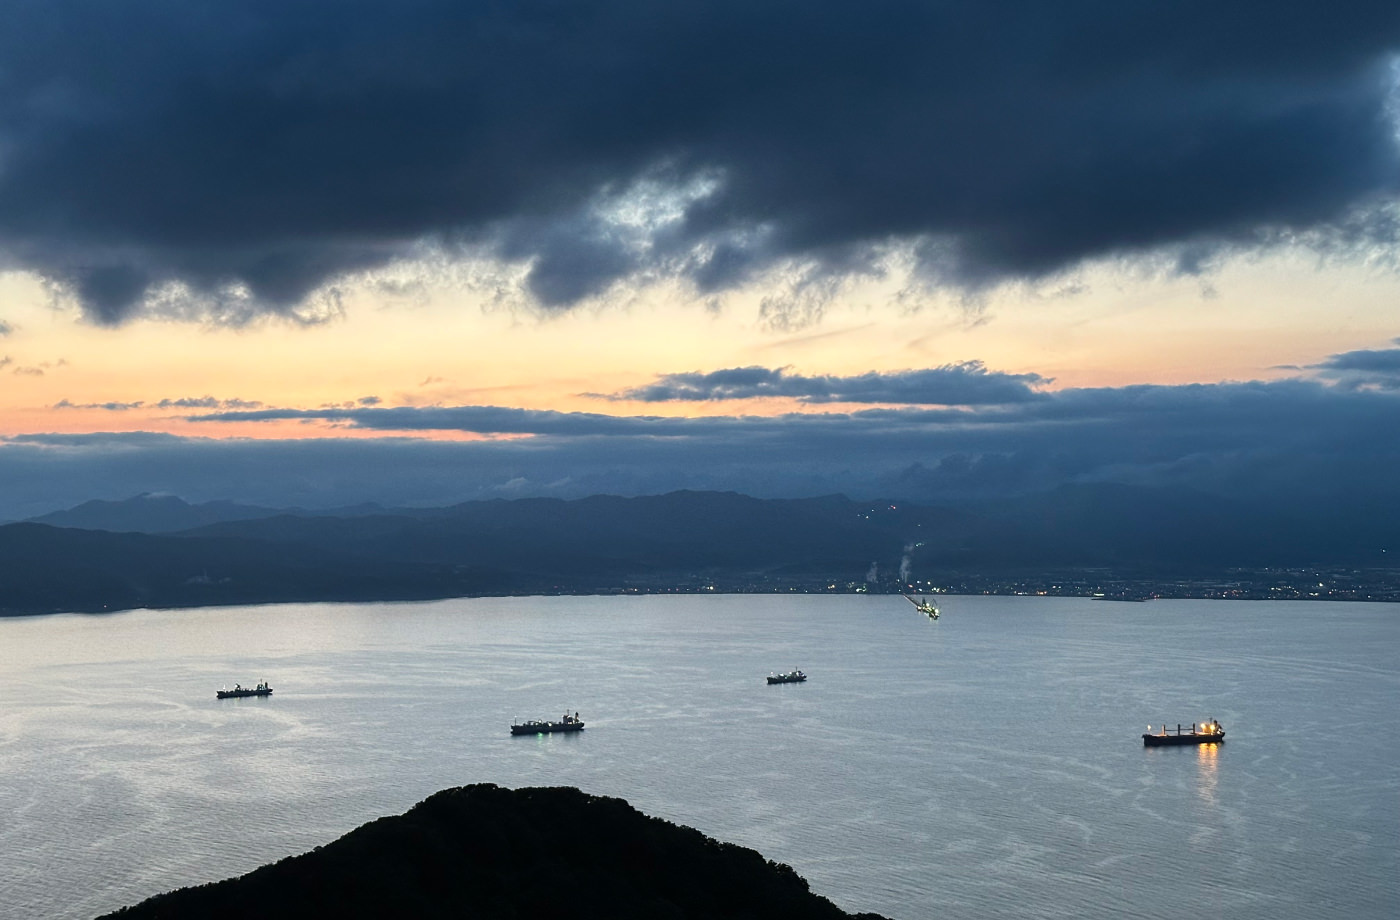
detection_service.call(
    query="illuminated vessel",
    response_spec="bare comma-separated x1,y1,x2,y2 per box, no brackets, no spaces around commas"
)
1142,719,1224,746
217,682,272,699
511,713,585,735
766,669,807,684
903,594,939,619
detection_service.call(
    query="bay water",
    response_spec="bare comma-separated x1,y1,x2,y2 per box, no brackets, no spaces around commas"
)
1,595,1396,919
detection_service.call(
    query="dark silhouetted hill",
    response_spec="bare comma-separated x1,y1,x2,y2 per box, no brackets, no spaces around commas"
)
98,784,893,920
5,486,1397,614
182,491,947,580
176,484,1400,575
0,522,512,615
27,493,399,533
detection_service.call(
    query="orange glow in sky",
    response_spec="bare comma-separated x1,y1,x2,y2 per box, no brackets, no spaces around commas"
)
1,248,1397,441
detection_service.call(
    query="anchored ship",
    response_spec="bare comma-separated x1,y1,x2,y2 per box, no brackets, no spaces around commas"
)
1143,719,1225,746
511,713,585,735
217,682,272,699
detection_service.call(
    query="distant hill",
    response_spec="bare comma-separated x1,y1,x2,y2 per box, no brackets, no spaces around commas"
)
4,486,1397,615
0,492,940,614
0,522,508,615
26,493,402,533
181,491,957,580
98,784,893,920
176,484,1400,572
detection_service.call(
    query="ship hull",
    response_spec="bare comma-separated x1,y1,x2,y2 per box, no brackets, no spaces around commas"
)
1142,732,1224,746
216,689,272,699
511,721,585,735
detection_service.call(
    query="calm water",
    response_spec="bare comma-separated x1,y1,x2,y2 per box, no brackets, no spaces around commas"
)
1,595,1396,919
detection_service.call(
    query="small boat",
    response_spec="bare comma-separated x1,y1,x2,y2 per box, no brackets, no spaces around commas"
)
766,669,807,684
1143,719,1225,746
217,682,272,699
903,594,939,619
511,713,585,735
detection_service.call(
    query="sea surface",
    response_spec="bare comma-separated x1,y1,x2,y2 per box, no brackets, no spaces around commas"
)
1,595,1396,919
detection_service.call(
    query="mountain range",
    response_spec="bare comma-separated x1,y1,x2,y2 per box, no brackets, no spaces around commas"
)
3,485,1396,616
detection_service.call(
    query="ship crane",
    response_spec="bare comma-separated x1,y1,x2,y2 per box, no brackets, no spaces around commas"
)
903,594,940,620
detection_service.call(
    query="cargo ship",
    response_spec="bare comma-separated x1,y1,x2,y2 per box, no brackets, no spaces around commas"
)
217,682,272,699
766,669,807,684
511,713,584,735
1143,719,1224,746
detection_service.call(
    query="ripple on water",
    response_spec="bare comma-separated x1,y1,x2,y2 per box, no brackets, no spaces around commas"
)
0,595,1396,920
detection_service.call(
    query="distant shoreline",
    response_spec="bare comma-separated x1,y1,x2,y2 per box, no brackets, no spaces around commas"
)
5,572,1399,619
6,489,1399,616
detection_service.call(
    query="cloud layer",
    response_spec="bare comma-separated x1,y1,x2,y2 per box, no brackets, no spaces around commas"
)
1313,337,1400,388
6,344,1398,519
609,363,1048,404
2,1,1399,323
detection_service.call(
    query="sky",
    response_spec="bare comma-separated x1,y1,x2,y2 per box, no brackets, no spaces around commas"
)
2,0,1400,520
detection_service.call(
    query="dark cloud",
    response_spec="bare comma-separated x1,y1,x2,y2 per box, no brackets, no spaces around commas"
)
3,373,1399,519
1,2,1398,323
185,376,1396,452
610,362,1048,405
54,399,144,411
189,404,751,437
54,396,264,411
155,396,265,410
1313,340,1400,388
0,321,14,336
132,375,1397,514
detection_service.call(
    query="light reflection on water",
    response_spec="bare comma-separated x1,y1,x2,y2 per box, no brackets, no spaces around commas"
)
1195,741,1219,805
0,595,1397,920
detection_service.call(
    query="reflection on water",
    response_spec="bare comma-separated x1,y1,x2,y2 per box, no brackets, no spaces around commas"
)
1195,741,1220,805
